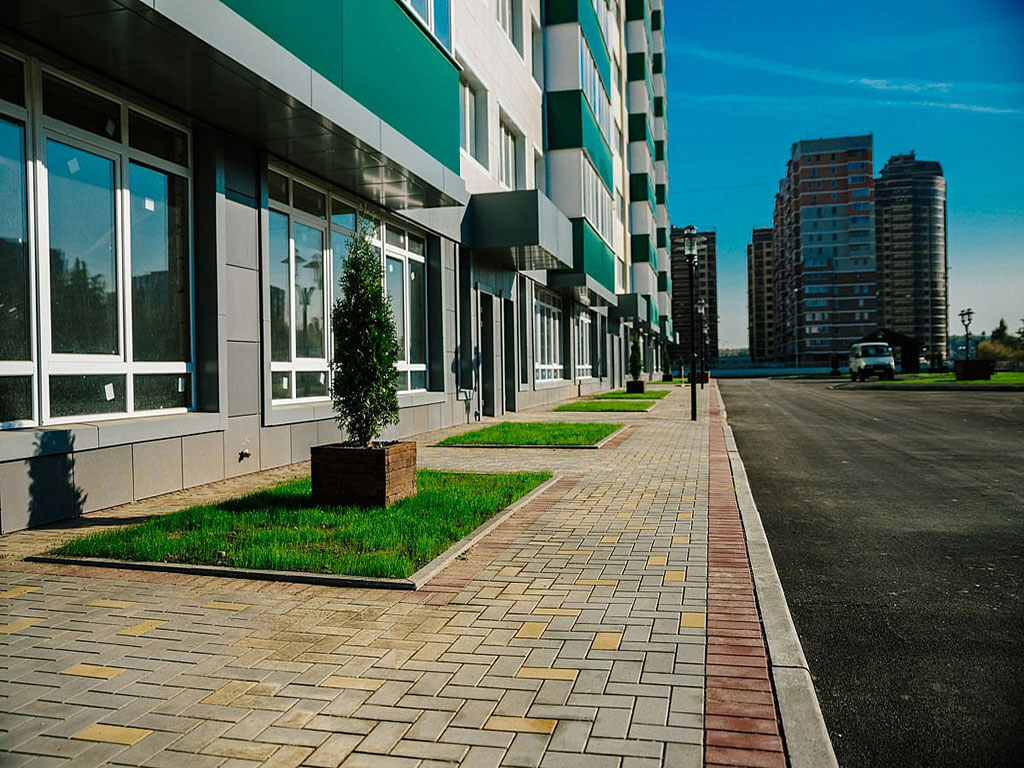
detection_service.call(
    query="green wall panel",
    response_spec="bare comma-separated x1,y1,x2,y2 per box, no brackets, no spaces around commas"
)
658,270,671,293
547,90,614,193
220,0,459,172
545,0,611,96
630,234,658,271
571,218,616,295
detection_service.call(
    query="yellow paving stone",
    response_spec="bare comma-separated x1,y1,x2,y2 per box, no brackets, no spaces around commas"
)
484,715,557,735
672,535,691,545
646,555,667,567
626,525,658,531
201,601,250,611
576,578,618,587
202,680,256,706
87,599,135,609
600,535,619,544
516,622,548,640
556,549,594,556
117,620,167,637
531,608,581,617
680,612,706,629
61,663,125,680
320,675,385,691
592,632,622,651
677,512,693,520
0,586,38,598
498,566,521,577
73,724,152,746
529,541,561,547
615,513,632,519
515,666,579,681
0,617,42,634
664,570,687,583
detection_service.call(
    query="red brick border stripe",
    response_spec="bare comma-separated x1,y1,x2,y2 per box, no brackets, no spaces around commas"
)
705,384,786,768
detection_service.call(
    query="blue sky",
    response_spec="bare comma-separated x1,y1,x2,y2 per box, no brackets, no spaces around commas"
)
665,0,1024,349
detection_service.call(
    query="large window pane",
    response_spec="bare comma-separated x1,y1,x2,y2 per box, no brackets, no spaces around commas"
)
130,163,190,362
269,211,291,362
294,223,325,358
47,140,118,355
42,75,120,140
49,374,125,417
408,260,426,365
293,182,326,219
0,118,29,360
331,199,356,230
134,373,192,411
272,372,291,400
0,377,32,423
433,0,451,48
386,257,406,360
332,232,351,306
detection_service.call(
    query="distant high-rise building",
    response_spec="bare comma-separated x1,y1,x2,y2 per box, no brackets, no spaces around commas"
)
875,152,948,362
669,228,719,364
772,135,878,364
747,228,774,363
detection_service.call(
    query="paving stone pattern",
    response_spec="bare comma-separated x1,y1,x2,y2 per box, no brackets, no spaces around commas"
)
0,386,783,767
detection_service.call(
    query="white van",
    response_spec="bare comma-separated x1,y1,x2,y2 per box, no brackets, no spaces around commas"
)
849,343,896,381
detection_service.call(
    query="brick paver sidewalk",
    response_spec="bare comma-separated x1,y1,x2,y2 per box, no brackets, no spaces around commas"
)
0,384,785,767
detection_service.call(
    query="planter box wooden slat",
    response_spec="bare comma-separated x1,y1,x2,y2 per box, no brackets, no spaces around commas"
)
311,441,417,508
626,380,646,394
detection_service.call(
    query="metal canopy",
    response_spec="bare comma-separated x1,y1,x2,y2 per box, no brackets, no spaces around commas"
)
2,0,466,210
469,189,573,272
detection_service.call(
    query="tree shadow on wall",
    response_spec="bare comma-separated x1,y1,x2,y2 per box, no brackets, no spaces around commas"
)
25,431,87,532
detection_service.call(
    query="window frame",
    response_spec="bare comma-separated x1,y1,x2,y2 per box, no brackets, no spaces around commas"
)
534,288,564,382
1,52,196,429
575,309,593,380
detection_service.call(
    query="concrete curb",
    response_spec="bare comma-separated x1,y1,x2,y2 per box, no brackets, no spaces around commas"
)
716,387,839,768
27,474,561,592
830,382,1023,392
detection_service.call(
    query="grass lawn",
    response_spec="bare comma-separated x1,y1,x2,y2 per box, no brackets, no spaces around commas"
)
51,470,550,579
554,399,653,412
594,390,669,400
438,422,621,446
864,372,1024,388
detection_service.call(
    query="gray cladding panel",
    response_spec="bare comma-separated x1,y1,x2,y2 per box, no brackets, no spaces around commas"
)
132,438,184,500
226,341,261,417
182,431,225,488
226,265,260,342
223,415,261,479
74,445,134,514
225,197,259,270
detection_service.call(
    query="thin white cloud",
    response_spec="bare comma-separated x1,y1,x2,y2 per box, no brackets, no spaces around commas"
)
667,43,1024,105
672,91,1021,117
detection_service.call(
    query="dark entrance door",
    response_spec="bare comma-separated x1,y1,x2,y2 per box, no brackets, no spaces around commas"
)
480,293,495,417
503,299,516,412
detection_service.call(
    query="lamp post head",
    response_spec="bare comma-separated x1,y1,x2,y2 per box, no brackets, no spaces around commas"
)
681,224,699,263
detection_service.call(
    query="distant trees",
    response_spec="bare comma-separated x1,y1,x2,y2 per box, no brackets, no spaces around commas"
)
976,317,1023,362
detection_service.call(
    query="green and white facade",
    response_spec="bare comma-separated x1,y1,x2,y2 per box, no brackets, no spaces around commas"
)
0,0,671,531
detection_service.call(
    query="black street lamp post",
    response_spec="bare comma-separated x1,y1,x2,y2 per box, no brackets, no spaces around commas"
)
682,226,699,422
959,308,974,359
696,297,707,391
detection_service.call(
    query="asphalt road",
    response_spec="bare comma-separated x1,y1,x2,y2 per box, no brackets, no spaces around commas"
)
718,379,1024,767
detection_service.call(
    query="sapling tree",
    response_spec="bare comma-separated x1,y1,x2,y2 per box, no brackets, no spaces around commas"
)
330,215,400,446
629,331,643,381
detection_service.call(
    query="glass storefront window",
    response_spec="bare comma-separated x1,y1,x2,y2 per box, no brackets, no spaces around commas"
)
0,117,29,362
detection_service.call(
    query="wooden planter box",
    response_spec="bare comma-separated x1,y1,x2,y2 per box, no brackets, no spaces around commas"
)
311,441,417,508
954,359,995,381
626,380,646,394
661,374,674,382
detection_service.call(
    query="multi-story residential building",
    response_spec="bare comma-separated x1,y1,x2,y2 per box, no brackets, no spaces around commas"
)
0,0,671,531
772,135,878,365
747,228,775,363
668,228,718,365
875,152,948,362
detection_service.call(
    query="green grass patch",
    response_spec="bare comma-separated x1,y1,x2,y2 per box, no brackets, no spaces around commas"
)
51,470,550,580
554,399,653,412
439,422,621,446
594,390,670,400
865,372,1024,388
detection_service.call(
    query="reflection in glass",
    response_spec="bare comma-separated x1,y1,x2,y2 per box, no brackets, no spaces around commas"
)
410,370,427,391
134,373,192,411
130,163,190,362
409,260,426,365
0,52,24,108
50,374,125,417
47,140,118,355
331,199,355,230
268,170,289,205
386,226,406,249
269,211,291,362
293,181,325,219
0,376,32,423
386,257,405,360
407,233,426,256
294,223,325,358
129,111,188,166
433,0,451,49
42,75,120,139
333,232,351,306
272,372,291,400
296,370,328,398
0,118,29,361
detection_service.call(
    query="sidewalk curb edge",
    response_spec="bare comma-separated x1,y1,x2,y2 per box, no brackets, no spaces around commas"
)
716,386,839,768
